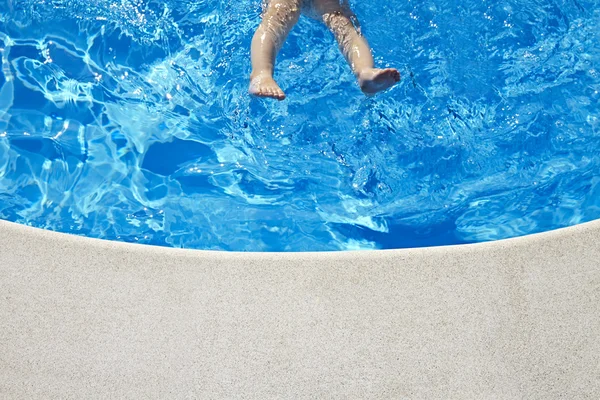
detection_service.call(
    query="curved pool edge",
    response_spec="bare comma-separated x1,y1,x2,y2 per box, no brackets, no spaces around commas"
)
1,219,599,398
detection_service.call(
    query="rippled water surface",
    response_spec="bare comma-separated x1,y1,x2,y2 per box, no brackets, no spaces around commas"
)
0,0,599,251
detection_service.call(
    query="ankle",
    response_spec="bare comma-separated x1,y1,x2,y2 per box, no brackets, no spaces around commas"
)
251,70,273,80
356,68,375,79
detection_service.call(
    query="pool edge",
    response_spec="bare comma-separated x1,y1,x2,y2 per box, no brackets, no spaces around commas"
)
1,219,599,398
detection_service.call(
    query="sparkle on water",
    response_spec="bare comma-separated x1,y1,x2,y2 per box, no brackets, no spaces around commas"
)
0,0,599,251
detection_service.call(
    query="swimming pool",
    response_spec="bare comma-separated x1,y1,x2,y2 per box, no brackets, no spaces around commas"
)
0,0,598,251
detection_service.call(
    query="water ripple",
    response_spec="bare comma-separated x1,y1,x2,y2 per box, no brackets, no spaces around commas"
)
0,0,599,251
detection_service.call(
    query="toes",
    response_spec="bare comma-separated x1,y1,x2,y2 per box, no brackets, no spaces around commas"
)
383,68,401,81
378,69,400,85
270,89,284,100
261,84,285,100
249,74,286,100
250,84,286,100
275,89,286,100
359,68,400,95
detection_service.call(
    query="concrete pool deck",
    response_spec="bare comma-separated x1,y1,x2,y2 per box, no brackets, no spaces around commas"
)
1,219,599,398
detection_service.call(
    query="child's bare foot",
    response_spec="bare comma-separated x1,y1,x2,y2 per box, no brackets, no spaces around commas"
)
249,71,286,101
358,68,401,95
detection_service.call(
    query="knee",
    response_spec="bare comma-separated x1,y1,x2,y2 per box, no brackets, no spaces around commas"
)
323,12,356,41
266,0,302,18
263,0,301,29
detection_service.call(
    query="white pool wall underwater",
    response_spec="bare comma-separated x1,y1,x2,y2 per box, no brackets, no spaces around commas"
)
1,218,599,398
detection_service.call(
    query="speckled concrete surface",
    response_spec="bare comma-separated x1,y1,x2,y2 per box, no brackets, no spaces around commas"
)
1,219,599,399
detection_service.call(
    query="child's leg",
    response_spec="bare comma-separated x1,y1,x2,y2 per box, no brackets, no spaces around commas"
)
314,0,400,94
250,0,302,100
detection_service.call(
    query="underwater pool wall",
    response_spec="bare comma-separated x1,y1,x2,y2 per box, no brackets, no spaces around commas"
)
1,218,599,398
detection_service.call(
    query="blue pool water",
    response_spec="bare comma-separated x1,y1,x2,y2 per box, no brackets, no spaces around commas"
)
0,0,599,251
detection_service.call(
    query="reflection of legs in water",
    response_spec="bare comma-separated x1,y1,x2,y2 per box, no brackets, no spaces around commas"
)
314,0,400,94
249,0,302,100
